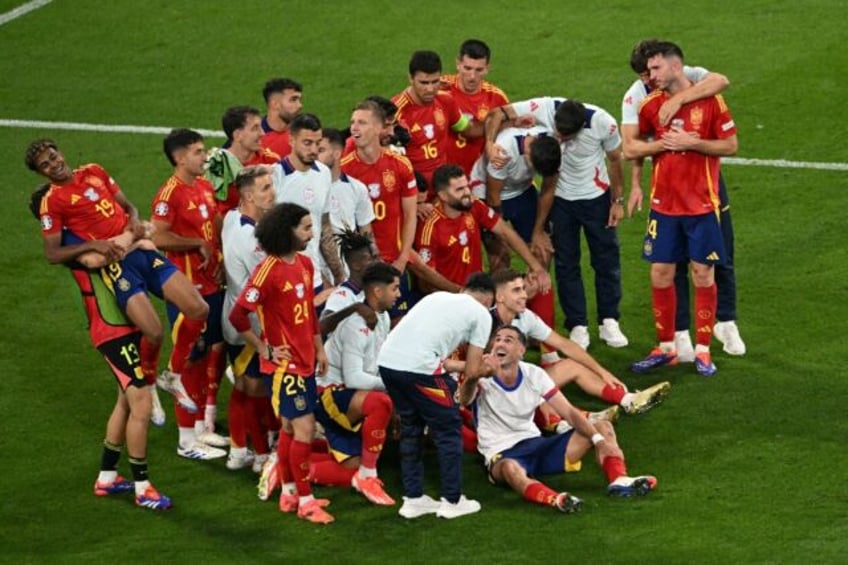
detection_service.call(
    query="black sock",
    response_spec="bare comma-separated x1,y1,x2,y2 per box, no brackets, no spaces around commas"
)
128,456,149,483
100,440,122,471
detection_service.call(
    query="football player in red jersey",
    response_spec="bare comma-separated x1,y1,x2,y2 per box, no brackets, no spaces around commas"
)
27,182,172,510
152,129,230,459
441,39,510,178
28,139,209,417
415,164,551,295
229,203,334,524
260,78,303,159
623,41,738,377
393,50,483,208
209,106,280,215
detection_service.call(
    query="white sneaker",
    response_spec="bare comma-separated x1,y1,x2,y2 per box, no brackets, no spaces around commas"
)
150,387,166,427
714,321,746,356
257,452,280,501
398,494,441,519
674,331,695,363
251,453,269,474
177,442,227,460
569,325,590,350
598,318,628,348
156,370,198,413
226,448,255,470
436,495,481,519
196,430,230,448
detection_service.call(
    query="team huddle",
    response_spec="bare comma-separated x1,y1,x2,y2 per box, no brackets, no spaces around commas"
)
26,37,745,523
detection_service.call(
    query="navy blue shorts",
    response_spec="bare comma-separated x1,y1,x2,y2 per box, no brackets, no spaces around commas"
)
167,290,224,358
265,369,317,420
101,248,179,309
642,210,727,265
389,269,417,319
315,387,362,462
488,431,575,479
226,343,261,378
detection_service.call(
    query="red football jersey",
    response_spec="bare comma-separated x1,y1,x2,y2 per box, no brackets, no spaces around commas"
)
260,115,291,160
151,175,221,295
217,148,280,216
39,164,129,241
236,254,319,376
392,90,466,188
340,148,418,263
441,75,509,176
415,198,500,287
639,93,736,216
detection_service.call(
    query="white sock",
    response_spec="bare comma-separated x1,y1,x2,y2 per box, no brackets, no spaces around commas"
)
695,344,710,354
299,494,315,505
194,420,206,436
230,446,247,459
282,482,297,496
620,392,635,408
134,480,151,496
178,427,196,448
659,341,675,353
97,470,117,484
358,465,378,479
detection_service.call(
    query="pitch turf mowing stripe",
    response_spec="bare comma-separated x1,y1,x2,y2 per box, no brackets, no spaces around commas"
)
0,0,52,26
3,118,847,171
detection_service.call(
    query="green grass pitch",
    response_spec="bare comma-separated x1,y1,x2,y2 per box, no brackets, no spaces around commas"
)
1,0,847,562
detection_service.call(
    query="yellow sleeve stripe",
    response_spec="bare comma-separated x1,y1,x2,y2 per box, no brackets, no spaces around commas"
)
252,257,276,287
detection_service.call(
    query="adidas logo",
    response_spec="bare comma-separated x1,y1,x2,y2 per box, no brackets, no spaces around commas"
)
706,252,720,261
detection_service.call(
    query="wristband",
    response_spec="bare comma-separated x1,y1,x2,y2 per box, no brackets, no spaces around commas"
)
591,433,605,445
612,197,624,205
266,344,274,361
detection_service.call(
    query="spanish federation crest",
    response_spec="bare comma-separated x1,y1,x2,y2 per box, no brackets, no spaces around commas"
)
643,239,653,257
434,108,446,128
118,278,131,292
294,395,306,411
382,170,397,192
689,107,704,128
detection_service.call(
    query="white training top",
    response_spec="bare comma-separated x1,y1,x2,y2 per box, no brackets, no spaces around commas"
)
378,292,492,374
271,158,333,287
328,172,375,234
321,309,390,391
501,307,553,343
620,65,710,125
221,210,266,345
474,361,559,464
486,125,553,201
321,281,365,319
511,97,621,201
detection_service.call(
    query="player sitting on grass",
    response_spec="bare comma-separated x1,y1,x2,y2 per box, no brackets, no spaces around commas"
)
460,326,657,513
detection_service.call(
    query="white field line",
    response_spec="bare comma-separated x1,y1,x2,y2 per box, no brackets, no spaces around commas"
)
0,0,52,27
2,118,846,171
